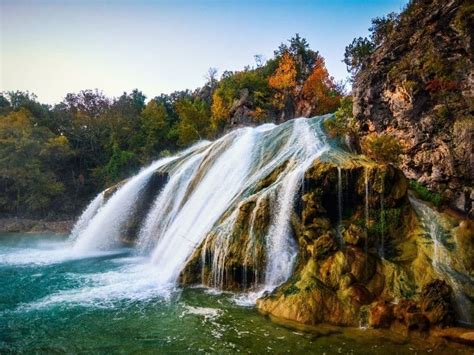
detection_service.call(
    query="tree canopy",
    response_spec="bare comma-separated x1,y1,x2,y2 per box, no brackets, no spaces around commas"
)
0,34,346,218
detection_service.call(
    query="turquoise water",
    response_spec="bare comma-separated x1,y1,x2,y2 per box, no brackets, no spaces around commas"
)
0,234,470,354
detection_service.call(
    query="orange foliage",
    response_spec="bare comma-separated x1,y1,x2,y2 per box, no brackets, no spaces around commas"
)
268,52,297,92
302,58,341,114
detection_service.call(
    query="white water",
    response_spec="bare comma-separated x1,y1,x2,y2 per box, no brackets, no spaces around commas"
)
69,117,328,297
136,152,207,252
410,197,473,326
364,168,369,229
72,158,175,252
335,167,345,248
149,128,256,286
69,192,104,242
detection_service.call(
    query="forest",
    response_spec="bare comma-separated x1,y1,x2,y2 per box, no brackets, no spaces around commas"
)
0,35,346,218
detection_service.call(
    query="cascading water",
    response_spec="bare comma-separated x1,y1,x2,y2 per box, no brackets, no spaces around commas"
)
410,196,473,326
379,179,385,258
69,192,104,242
364,168,369,230
136,151,208,252
70,117,329,297
72,158,175,252
148,128,257,286
335,167,345,247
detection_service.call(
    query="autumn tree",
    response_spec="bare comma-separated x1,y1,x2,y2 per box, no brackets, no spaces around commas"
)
301,58,342,115
268,52,297,111
274,34,320,80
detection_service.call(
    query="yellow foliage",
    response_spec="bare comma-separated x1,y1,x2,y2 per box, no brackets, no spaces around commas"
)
268,52,297,92
210,91,230,134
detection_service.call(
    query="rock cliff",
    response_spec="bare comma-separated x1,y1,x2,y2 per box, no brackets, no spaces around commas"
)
353,0,473,216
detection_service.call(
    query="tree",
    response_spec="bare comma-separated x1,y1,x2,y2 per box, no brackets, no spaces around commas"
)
139,100,170,160
210,91,229,133
205,67,218,87
274,34,320,80
0,108,71,215
301,58,342,115
175,98,211,146
343,37,375,75
370,12,399,46
269,52,297,91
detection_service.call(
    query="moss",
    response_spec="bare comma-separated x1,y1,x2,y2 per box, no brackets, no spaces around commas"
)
283,284,300,296
409,180,442,206
369,208,402,236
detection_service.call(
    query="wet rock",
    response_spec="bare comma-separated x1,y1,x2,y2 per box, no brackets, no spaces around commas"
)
311,233,338,260
343,283,373,305
393,300,430,332
369,301,394,328
342,224,367,247
420,280,454,326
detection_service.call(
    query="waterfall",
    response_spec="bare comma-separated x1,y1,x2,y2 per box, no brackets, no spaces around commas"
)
149,128,256,286
69,192,104,242
364,168,370,229
263,118,327,289
335,167,345,247
379,179,385,258
72,158,175,252
70,117,328,295
136,152,207,252
410,197,473,326
243,195,266,289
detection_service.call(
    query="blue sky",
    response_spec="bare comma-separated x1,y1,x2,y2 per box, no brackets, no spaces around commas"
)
1,0,407,104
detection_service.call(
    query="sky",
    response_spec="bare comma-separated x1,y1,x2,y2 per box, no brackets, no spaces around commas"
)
1,0,407,105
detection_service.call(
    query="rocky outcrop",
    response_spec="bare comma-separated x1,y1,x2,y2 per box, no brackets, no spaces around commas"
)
178,146,473,333
353,0,473,216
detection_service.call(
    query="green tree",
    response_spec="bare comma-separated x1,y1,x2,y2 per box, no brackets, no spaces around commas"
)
343,37,375,75
139,100,170,161
0,108,71,215
175,98,211,146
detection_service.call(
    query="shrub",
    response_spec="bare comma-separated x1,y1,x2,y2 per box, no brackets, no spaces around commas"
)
361,133,402,164
409,180,442,206
323,97,353,138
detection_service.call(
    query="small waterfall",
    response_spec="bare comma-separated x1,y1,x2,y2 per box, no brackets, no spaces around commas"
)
379,179,385,259
136,152,206,252
243,196,266,289
69,192,104,242
263,119,327,290
263,167,301,288
410,197,473,326
210,211,239,288
364,168,370,229
72,157,175,252
335,167,345,247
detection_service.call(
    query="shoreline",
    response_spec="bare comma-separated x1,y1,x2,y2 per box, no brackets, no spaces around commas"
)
0,217,74,234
